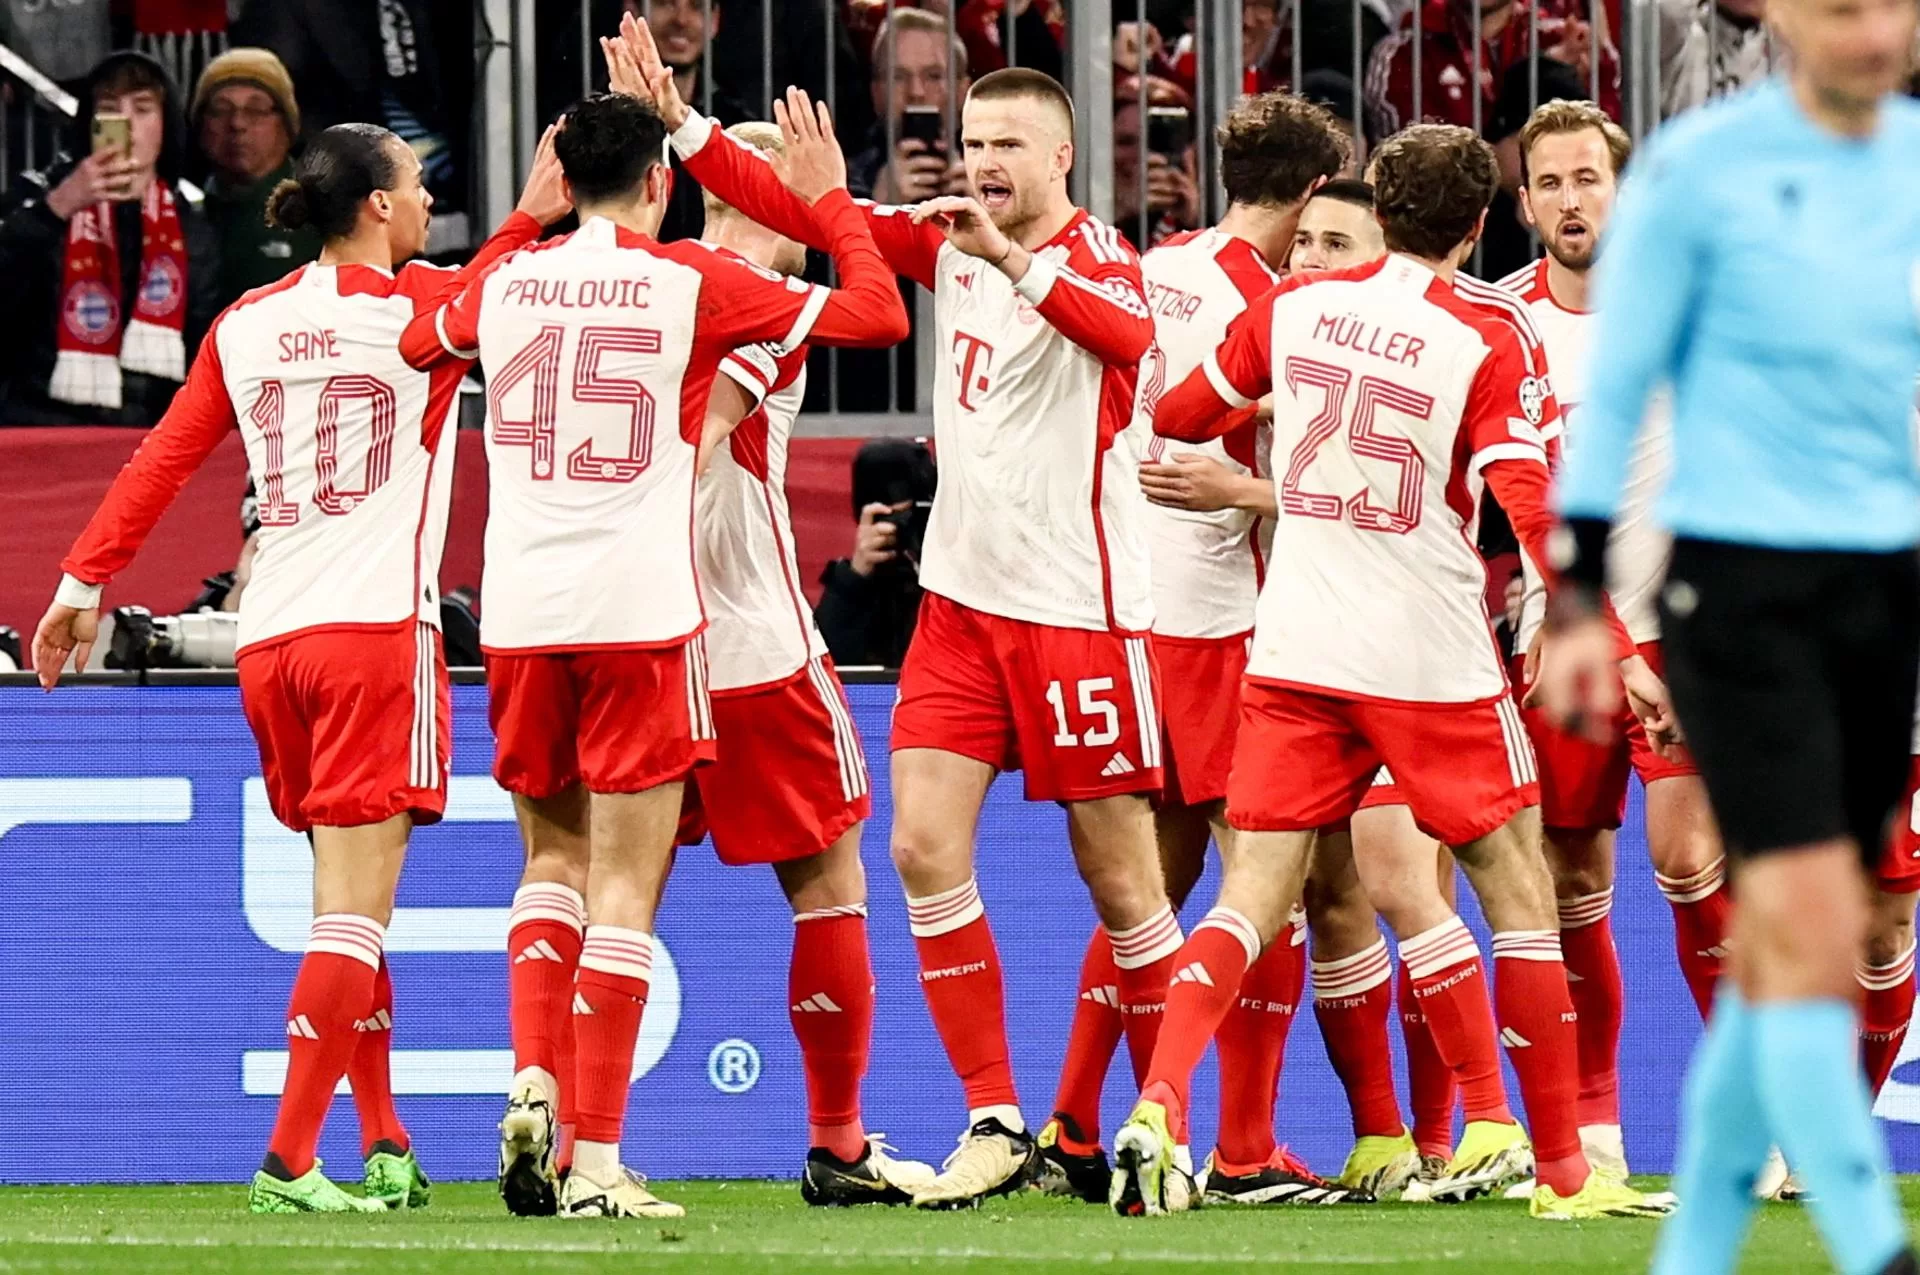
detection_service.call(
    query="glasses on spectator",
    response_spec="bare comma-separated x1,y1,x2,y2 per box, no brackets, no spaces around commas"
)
205,103,281,126
891,68,951,90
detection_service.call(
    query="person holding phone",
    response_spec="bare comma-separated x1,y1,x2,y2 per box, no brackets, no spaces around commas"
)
848,9,971,203
0,50,220,427
1112,75,1200,250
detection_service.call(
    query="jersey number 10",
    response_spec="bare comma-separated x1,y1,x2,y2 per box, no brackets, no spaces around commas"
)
488,323,663,483
250,374,399,526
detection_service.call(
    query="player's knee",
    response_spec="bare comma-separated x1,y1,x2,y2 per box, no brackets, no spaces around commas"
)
1305,876,1377,957
1543,832,1612,898
522,842,589,896
779,831,868,913
1077,854,1165,929
889,823,969,896
1865,892,1919,966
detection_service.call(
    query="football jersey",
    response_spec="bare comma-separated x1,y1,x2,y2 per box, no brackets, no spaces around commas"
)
425,202,902,653
698,339,829,691
1136,227,1281,640
1187,255,1552,703
60,214,543,652
671,112,1158,634
1496,257,1672,647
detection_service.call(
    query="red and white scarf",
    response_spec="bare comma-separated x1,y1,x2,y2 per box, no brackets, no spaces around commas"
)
50,182,188,411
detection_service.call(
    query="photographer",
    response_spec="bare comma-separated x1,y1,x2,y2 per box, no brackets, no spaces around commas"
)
815,439,934,669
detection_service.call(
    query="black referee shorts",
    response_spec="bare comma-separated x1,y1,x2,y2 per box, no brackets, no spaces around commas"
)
1659,539,1920,870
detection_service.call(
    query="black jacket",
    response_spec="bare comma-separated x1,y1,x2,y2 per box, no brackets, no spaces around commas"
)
0,51,221,427
814,560,922,669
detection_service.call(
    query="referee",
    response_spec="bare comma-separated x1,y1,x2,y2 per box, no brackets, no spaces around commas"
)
1536,2,1920,1272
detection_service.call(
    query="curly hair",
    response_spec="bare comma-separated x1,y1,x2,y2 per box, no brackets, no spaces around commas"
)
1216,91,1350,209
1369,124,1499,261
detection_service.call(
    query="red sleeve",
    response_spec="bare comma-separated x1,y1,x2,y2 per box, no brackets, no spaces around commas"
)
689,190,909,351
1016,221,1153,367
61,323,238,586
397,211,544,370
674,113,945,290
1154,284,1278,442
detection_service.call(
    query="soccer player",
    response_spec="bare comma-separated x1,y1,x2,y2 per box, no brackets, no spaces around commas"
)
612,16,1178,1208
1288,179,1385,272
1864,698,1920,1102
1537,0,1920,1260
678,114,933,1205
1106,123,1673,1223
32,122,571,1212
415,91,907,1219
1036,91,1354,1209
1491,99,1725,1180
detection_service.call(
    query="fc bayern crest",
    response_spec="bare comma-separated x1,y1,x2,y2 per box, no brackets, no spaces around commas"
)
139,257,184,318
63,281,120,346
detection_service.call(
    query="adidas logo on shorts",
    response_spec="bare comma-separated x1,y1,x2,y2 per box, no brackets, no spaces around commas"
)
1101,752,1136,778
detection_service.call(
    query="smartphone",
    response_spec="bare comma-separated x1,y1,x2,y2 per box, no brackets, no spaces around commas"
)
1146,105,1192,158
92,112,131,157
900,105,945,150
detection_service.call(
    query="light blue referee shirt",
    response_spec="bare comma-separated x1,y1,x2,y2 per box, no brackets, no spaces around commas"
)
1558,78,1920,551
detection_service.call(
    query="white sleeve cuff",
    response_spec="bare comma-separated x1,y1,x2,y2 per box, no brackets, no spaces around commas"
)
780,284,830,350
436,307,477,360
669,111,716,159
719,355,775,408
1470,441,1549,474
56,574,103,610
1202,352,1254,410
1011,255,1059,305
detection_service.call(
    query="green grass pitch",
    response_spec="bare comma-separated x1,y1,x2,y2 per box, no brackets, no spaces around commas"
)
4,1179,1919,1273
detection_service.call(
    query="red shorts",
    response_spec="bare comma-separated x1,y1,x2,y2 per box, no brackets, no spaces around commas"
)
1154,632,1248,808
237,621,449,833
1511,640,1700,831
1226,681,1539,847
891,592,1163,802
1876,755,1920,894
677,657,872,865
486,637,717,799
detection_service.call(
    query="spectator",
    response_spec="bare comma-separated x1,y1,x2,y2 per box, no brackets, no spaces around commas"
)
231,0,461,205
1113,75,1201,250
192,47,320,311
1365,0,1619,138
1656,0,1775,118
0,50,219,427
951,0,1065,81
815,439,934,669
848,8,970,203
1169,0,1390,97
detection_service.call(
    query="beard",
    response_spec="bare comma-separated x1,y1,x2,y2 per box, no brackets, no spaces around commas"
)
1544,227,1597,271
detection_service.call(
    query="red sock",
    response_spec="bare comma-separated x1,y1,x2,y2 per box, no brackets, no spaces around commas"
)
1557,889,1623,1128
571,926,652,1146
907,879,1018,1115
508,883,584,1164
1491,931,1588,1196
1215,915,1306,1166
1858,943,1917,1097
1142,908,1260,1124
790,903,875,1161
269,914,383,1178
1655,858,1731,1021
1397,962,1457,1158
1110,905,1183,1088
1049,928,1123,1150
1313,936,1405,1141
347,955,407,1155
1399,917,1513,1128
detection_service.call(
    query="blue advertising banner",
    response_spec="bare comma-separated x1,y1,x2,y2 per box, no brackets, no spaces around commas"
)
3,681,1917,1184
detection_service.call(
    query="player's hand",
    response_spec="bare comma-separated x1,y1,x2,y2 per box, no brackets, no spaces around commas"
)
852,501,908,576
774,87,846,203
910,195,1012,264
1521,626,1546,687
616,11,691,130
1526,612,1622,744
1619,652,1686,759
1140,453,1245,513
31,601,99,691
46,150,140,219
514,123,572,225
873,139,952,204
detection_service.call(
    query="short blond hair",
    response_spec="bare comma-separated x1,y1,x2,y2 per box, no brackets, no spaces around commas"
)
1518,99,1632,182
703,121,785,221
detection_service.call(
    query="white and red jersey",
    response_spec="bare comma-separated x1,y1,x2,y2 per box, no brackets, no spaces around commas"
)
60,214,544,652
698,338,829,691
1496,256,1672,646
1136,227,1280,640
672,112,1158,634
420,199,904,654
1155,254,1560,704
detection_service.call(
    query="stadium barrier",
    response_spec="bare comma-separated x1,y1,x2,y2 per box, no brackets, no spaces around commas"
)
5,672,1918,1185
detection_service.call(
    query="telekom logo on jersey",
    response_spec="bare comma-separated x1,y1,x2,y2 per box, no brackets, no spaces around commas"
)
952,331,994,412
0,777,680,1100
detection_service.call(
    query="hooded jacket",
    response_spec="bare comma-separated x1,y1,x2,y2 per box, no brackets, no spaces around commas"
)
0,50,222,427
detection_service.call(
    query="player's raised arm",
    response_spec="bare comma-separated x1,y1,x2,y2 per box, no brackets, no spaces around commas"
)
1151,287,1280,443
35,327,238,687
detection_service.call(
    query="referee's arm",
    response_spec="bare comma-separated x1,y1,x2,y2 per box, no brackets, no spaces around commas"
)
1554,140,1704,604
